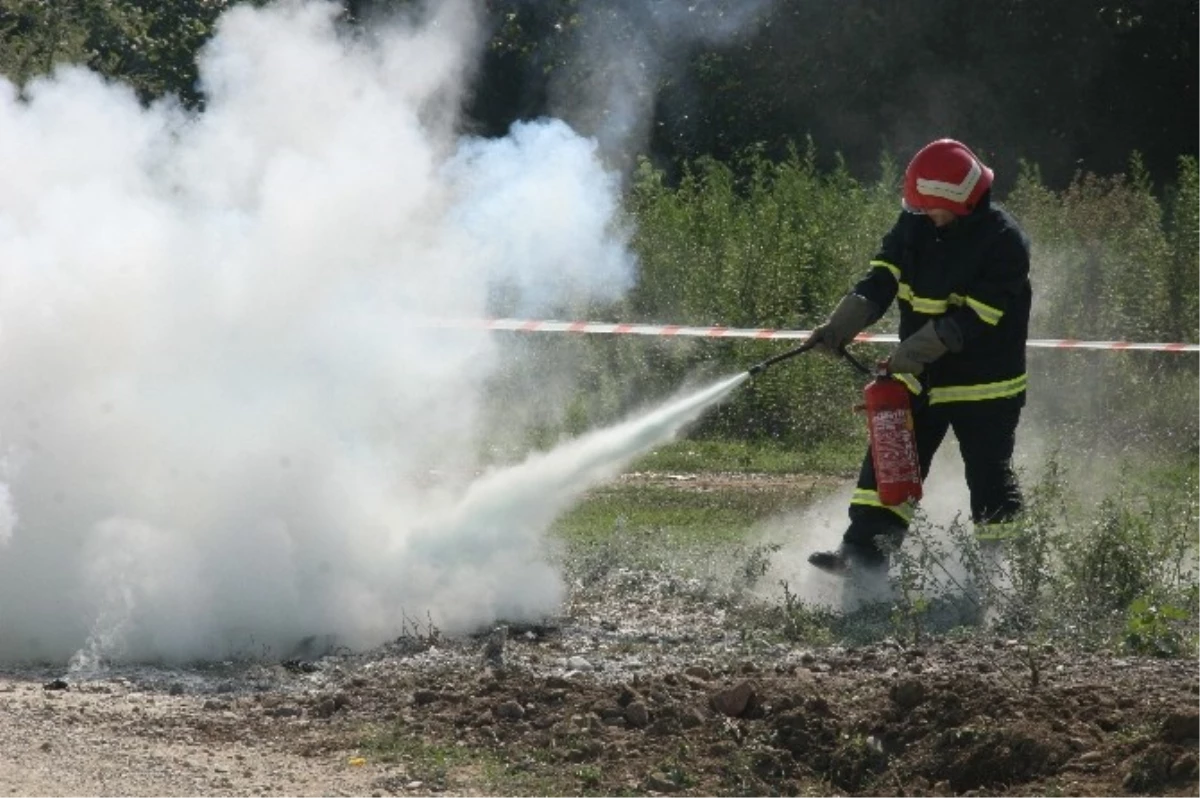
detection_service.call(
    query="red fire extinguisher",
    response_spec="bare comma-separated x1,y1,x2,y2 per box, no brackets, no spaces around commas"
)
747,343,922,506
862,363,922,506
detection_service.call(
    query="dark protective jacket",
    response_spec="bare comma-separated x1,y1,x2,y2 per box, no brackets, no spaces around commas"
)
851,193,1032,405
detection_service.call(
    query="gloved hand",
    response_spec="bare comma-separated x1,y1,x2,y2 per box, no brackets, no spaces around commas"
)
888,320,949,375
808,294,878,355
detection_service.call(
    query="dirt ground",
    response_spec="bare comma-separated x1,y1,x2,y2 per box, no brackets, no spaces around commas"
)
1,474,1197,797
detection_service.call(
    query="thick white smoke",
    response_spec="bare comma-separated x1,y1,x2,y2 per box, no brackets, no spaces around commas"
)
0,1,637,664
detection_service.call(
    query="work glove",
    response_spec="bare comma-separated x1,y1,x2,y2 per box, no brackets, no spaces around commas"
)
808,293,877,355
888,320,949,375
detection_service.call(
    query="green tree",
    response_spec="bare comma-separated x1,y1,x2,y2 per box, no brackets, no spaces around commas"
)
0,0,262,105
0,0,91,85
1163,156,1199,344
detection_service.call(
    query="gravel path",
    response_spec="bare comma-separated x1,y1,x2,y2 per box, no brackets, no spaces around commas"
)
0,675,379,797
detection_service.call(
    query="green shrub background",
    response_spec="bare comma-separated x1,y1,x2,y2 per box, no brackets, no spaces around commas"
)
486,146,1198,469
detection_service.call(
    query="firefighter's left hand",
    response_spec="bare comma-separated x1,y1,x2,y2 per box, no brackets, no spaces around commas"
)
888,321,948,375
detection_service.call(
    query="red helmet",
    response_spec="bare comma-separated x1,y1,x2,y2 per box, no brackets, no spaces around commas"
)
902,139,994,215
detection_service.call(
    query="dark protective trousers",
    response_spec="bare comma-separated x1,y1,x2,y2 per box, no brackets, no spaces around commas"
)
843,398,1024,553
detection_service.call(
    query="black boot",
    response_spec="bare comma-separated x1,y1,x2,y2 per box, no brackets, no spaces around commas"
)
808,541,888,576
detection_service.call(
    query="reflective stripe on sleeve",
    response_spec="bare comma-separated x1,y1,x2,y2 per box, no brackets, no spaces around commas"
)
871,259,901,281
897,283,947,314
929,374,1027,404
894,373,923,395
965,296,1004,325
851,489,915,523
895,288,1004,325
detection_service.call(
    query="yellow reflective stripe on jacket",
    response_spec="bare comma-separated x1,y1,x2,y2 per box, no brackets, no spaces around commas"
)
897,283,948,314
929,374,1027,405
965,296,1004,325
870,259,901,281
895,286,1004,325
851,489,914,523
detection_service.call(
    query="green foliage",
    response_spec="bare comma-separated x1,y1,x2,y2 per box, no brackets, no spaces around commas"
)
1003,155,1198,454
1164,156,1200,345
629,142,881,330
623,144,893,445
0,0,263,105
1007,153,1176,342
1002,459,1068,633
481,143,1197,469
1124,596,1193,658
892,455,1198,656
1057,470,1199,652
0,1,88,85
574,764,603,790
1065,498,1161,611
3,0,1195,192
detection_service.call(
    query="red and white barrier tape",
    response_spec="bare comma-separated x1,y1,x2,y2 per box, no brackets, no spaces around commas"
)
422,318,1200,352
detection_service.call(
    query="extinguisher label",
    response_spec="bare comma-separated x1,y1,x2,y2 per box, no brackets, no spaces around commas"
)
870,408,921,486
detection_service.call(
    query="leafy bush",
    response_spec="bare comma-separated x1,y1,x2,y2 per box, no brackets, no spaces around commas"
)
1065,498,1162,612
1124,596,1194,658
891,456,1198,656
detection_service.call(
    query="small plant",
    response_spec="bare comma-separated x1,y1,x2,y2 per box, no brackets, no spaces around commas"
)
1064,497,1157,611
575,765,602,789
394,610,441,655
656,752,697,790
1124,596,1192,657
829,732,888,792
775,579,836,644
883,530,934,645
887,515,990,635
738,541,782,589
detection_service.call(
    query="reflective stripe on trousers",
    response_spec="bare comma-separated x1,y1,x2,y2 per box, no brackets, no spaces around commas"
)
850,488,914,523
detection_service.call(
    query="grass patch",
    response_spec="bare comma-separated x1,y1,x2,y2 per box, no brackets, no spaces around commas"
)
629,437,862,476
550,481,821,550
359,723,464,767
358,723,581,796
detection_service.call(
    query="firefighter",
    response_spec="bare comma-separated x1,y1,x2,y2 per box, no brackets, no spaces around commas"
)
806,138,1032,575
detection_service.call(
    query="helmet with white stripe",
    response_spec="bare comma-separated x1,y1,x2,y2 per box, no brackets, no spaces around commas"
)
902,139,994,216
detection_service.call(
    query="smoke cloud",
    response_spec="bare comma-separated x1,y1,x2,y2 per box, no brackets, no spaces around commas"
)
0,0,639,664
549,0,774,163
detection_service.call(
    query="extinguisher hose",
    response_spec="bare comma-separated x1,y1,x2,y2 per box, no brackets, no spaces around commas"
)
747,339,873,379
836,347,873,377
746,338,819,376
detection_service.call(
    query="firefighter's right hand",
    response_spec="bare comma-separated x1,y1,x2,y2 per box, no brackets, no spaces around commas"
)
888,320,949,374
808,293,877,354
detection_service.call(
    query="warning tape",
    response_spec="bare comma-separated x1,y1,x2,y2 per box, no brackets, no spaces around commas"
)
422,318,1200,353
